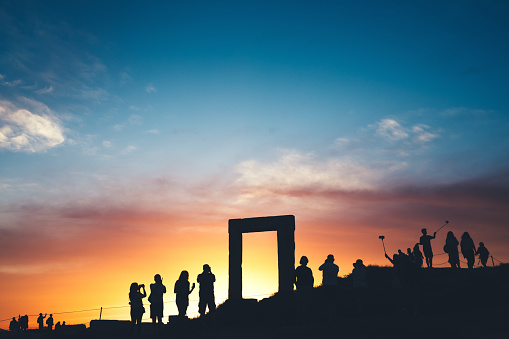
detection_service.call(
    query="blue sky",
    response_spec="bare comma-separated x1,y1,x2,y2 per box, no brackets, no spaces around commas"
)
2,1,508,181
1,0,509,220
1,1,509,321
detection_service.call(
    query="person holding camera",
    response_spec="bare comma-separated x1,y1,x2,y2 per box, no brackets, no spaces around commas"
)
197,264,216,316
129,282,146,334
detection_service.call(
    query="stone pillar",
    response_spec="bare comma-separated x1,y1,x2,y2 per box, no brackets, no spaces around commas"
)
228,229,243,300
277,221,295,294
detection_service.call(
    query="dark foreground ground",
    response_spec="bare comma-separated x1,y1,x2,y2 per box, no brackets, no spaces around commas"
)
2,265,508,339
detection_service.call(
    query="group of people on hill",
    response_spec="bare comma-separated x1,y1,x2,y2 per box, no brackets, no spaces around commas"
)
294,254,368,319
386,228,490,270
128,264,216,334
9,313,65,332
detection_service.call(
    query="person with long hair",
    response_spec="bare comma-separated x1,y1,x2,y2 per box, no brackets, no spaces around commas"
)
129,282,146,334
444,231,460,268
460,232,476,269
174,271,195,318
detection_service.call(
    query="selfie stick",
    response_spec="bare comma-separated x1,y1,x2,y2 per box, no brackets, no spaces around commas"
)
379,235,387,255
435,220,449,234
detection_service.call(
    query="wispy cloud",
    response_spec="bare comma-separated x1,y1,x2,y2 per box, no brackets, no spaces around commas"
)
36,86,54,94
375,118,440,144
441,107,493,116
120,145,137,155
376,119,409,140
0,99,65,152
128,114,142,125
0,74,22,87
2,79,22,87
412,124,439,143
112,114,143,131
145,84,156,93
234,149,404,199
119,71,133,86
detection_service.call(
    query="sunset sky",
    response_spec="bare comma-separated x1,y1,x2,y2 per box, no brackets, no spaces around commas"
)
1,0,509,328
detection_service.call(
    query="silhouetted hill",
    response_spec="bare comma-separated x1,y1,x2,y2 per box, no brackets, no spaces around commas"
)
2,265,508,339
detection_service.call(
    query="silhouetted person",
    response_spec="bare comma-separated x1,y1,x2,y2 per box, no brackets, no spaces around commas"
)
62,321,66,326
398,249,410,265
397,249,416,287
37,313,46,330
295,256,314,292
149,274,166,328
352,259,367,315
406,248,414,264
174,270,195,318
319,254,339,322
476,242,490,267
385,252,400,269
19,315,28,331
461,232,476,269
294,256,314,319
9,317,19,332
129,282,146,334
55,321,61,330
46,314,54,330
444,231,460,268
419,228,436,267
197,264,216,316
413,244,424,268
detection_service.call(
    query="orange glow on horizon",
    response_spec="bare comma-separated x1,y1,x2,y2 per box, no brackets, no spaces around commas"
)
1,215,506,329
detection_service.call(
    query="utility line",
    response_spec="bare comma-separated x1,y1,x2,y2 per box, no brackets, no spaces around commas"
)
0,292,274,323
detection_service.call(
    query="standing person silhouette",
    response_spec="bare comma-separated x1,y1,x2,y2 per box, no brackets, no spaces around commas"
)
461,232,476,269
174,270,195,318
319,254,339,322
406,248,415,264
419,228,436,268
129,282,146,334
37,313,46,330
352,259,368,315
149,274,166,328
46,314,54,330
294,256,314,319
476,242,490,268
444,231,460,268
19,315,28,331
413,244,424,268
9,317,19,332
197,264,216,316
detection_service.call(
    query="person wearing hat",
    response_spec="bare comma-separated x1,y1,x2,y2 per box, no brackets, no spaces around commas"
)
352,259,367,315
352,259,367,288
